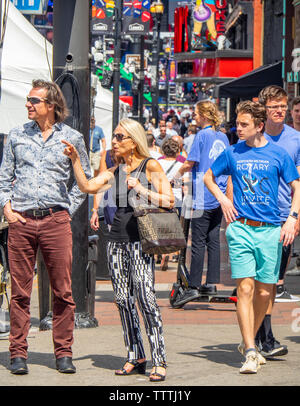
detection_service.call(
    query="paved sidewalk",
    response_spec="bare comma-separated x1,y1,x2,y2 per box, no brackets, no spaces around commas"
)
0,232,299,388
0,267,299,387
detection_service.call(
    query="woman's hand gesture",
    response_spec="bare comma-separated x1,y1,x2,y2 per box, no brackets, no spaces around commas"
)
127,177,142,192
61,140,79,163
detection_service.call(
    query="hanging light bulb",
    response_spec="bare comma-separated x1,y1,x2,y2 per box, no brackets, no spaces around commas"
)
150,0,164,15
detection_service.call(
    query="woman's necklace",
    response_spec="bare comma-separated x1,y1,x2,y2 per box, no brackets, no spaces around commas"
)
124,159,143,174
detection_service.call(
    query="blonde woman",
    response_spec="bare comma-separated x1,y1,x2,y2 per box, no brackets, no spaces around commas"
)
62,118,174,382
172,100,230,306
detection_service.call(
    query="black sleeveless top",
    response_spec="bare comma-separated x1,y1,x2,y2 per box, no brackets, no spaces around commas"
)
108,158,153,243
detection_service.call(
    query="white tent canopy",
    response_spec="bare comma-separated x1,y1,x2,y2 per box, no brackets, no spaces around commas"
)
0,2,122,147
0,2,52,133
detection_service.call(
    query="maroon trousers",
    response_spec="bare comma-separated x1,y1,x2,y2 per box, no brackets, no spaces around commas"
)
7,210,75,359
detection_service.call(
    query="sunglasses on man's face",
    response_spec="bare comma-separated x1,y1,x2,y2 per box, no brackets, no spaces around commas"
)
112,133,131,142
26,96,48,105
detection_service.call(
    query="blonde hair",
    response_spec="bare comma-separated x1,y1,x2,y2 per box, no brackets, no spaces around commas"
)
118,118,151,158
195,100,222,127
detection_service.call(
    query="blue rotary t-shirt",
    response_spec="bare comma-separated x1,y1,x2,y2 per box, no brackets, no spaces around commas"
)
264,124,300,221
211,141,299,225
187,128,229,210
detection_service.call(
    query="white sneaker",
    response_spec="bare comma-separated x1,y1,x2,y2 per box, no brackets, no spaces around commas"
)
240,350,260,374
238,342,266,365
275,285,300,302
285,267,300,276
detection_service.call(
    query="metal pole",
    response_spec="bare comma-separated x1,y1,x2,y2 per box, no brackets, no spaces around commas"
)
151,14,162,126
131,37,140,121
165,56,169,112
112,0,123,132
52,0,95,328
139,36,145,124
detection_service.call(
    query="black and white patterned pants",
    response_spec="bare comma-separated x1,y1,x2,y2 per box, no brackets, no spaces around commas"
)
107,241,167,367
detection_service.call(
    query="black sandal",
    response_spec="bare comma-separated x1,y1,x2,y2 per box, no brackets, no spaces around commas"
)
160,255,169,271
149,365,166,382
115,359,147,376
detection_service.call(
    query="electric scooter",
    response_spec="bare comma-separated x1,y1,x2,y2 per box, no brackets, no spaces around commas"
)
169,217,237,309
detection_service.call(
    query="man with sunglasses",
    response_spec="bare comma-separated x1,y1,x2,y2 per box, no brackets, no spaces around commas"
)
255,85,300,360
0,79,91,375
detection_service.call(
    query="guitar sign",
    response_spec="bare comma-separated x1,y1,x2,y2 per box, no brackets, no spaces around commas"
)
193,0,211,23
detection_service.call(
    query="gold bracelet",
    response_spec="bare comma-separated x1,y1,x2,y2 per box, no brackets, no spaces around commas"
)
91,208,98,213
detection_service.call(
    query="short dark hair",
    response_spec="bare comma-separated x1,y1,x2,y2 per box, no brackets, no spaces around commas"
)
161,138,180,158
236,100,267,131
291,96,300,109
258,85,287,106
32,79,69,123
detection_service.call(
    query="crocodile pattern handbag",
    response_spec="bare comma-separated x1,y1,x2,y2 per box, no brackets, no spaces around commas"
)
131,159,186,255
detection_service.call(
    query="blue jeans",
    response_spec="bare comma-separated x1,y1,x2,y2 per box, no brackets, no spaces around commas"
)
188,206,223,288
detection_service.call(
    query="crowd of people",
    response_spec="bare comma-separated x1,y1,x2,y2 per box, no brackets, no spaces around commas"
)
0,78,299,380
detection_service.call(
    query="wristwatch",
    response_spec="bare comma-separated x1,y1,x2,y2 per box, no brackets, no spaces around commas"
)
289,211,298,220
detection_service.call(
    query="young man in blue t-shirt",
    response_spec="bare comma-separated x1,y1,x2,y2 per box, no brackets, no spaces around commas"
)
256,86,300,359
204,101,300,374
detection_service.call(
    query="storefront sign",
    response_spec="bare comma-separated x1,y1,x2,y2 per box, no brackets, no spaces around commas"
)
191,0,228,50
91,0,150,35
91,0,114,35
122,0,151,34
11,0,48,15
215,0,227,37
287,71,300,83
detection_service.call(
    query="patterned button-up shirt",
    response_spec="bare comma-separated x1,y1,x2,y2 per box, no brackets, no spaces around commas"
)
0,121,91,217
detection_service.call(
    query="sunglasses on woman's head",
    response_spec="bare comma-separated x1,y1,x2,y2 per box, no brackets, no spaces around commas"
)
112,133,131,142
26,96,48,105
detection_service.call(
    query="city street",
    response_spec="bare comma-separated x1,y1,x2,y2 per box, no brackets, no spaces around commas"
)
0,0,300,398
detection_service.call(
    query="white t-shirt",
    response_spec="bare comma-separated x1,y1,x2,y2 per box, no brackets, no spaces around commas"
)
150,150,162,160
159,159,183,203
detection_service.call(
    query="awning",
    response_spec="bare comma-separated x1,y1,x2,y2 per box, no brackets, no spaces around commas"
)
174,77,234,84
214,61,283,99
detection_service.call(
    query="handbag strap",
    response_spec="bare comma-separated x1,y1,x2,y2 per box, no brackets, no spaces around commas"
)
130,158,176,214
129,158,152,209
165,160,178,175
131,157,152,181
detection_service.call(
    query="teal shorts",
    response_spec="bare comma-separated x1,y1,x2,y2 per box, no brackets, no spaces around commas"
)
225,221,282,284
